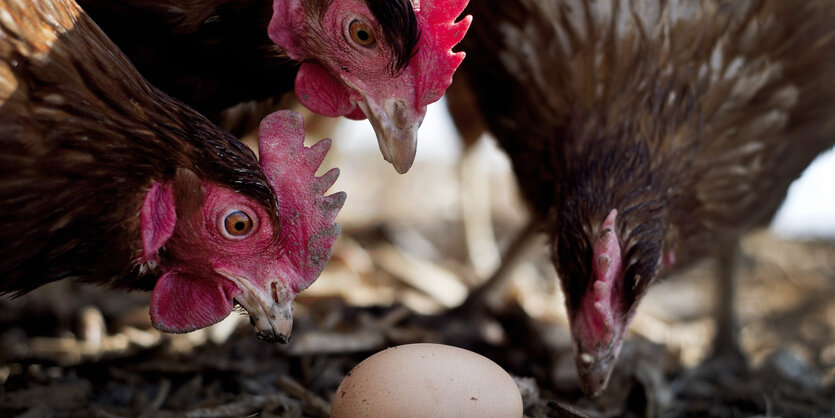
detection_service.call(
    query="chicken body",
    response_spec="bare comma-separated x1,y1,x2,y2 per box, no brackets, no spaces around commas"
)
78,0,471,173
0,0,344,342
454,0,835,395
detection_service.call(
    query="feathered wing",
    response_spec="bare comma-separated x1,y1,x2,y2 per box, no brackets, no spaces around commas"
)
688,1,835,235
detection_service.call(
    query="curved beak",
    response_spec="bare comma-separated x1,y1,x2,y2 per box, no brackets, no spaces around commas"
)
574,345,618,397
217,270,294,343
568,307,629,397
356,98,421,174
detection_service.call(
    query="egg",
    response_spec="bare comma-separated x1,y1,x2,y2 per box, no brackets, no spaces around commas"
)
330,343,523,418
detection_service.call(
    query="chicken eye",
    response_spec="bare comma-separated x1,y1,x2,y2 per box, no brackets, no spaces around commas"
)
223,210,253,237
348,19,376,47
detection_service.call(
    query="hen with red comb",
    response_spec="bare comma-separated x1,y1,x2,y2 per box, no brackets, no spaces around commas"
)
451,0,835,396
0,0,345,342
79,0,471,173
268,0,470,173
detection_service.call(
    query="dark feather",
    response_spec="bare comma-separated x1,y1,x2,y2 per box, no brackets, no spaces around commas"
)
77,0,296,122
0,0,277,294
365,0,420,73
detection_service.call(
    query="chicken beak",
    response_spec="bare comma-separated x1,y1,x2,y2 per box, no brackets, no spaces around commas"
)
356,97,421,174
217,270,294,343
574,344,618,397
568,309,628,397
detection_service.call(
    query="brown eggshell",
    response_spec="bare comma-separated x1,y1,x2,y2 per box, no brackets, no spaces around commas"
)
331,343,523,418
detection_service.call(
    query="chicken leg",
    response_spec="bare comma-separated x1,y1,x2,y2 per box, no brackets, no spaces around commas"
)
711,240,747,367
458,221,540,313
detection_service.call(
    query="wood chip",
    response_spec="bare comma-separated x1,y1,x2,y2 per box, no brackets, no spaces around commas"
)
276,375,331,417
372,244,467,308
0,381,91,410
184,393,298,417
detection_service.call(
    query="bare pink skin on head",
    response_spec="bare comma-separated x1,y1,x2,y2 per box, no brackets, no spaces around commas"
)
141,111,345,342
569,209,634,396
140,182,176,268
268,0,471,173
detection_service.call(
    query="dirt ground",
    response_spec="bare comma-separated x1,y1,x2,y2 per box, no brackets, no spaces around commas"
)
1,117,834,417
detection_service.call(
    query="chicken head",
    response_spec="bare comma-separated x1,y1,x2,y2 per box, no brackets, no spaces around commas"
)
140,111,345,342
555,203,668,396
269,0,471,173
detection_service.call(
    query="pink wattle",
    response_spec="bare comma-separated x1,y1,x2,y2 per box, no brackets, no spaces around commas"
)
295,62,358,118
344,106,366,120
149,271,240,333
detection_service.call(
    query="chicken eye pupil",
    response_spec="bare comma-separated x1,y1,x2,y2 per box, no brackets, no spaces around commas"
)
223,210,253,237
349,20,375,47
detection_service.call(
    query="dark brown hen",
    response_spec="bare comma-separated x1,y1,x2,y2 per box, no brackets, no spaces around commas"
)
0,0,345,342
452,0,835,395
77,0,471,173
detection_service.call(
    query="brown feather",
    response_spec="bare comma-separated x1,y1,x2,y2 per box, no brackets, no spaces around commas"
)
77,0,295,126
0,0,276,294
455,0,835,322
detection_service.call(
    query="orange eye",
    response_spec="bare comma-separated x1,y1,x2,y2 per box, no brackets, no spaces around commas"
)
349,19,376,47
224,210,253,237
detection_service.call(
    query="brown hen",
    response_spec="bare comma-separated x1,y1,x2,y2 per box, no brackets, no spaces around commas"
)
0,0,345,342
452,0,835,395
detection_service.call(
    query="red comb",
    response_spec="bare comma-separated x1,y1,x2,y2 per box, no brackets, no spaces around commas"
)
583,209,622,344
413,0,472,108
257,111,346,293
